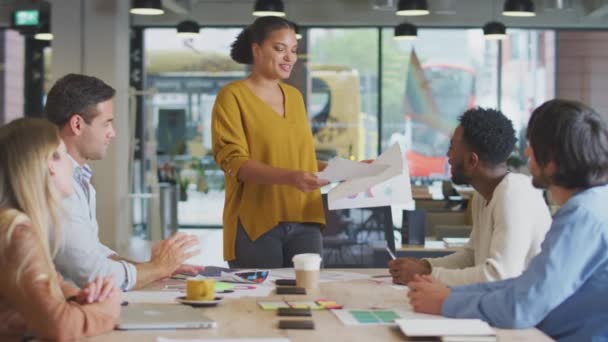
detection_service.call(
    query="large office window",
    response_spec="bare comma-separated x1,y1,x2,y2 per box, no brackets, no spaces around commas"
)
501,30,555,159
144,28,244,227
143,27,381,228
307,28,379,161
142,27,555,229
381,28,554,179
381,29,499,179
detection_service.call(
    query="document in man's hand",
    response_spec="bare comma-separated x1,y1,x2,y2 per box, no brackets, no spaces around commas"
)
321,144,413,210
395,318,496,340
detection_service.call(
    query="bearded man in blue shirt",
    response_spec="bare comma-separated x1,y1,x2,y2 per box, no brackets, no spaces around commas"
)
407,99,608,342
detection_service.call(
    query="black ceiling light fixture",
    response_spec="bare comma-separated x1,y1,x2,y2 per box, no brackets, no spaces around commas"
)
130,0,164,16
502,0,535,17
293,22,302,40
176,1,199,38
253,0,286,17
483,21,507,40
394,22,418,40
34,23,52,41
177,20,199,38
396,0,430,16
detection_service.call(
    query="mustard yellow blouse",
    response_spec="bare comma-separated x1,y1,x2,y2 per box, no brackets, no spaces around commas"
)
212,80,325,261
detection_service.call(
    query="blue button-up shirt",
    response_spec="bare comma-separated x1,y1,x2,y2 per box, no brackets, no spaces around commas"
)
53,155,137,291
442,184,608,342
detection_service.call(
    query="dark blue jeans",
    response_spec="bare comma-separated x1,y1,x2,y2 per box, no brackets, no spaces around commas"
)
229,221,323,269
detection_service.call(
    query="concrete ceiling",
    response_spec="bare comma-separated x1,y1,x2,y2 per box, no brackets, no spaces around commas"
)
1,0,608,29
132,0,608,28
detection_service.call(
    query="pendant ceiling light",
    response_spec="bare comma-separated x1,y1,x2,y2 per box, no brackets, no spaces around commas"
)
130,0,164,16
293,23,302,40
483,21,507,40
177,20,199,38
396,0,430,16
253,0,286,17
502,0,535,17
34,23,52,41
394,22,418,40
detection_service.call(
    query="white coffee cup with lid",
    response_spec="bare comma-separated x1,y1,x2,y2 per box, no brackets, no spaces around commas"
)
292,253,322,289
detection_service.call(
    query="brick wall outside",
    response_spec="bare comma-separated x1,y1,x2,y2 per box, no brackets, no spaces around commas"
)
557,31,608,115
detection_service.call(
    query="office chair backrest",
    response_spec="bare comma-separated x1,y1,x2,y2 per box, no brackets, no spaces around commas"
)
321,194,396,267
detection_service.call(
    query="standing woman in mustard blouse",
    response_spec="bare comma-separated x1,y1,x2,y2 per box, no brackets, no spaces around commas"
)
212,17,328,268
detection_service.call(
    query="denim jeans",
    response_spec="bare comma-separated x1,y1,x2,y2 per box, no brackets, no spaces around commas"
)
228,221,323,269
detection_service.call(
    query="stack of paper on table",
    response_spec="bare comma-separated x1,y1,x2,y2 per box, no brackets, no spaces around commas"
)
317,144,413,210
396,318,496,341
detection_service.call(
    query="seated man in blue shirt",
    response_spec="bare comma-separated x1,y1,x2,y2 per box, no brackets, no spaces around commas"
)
407,99,608,342
45,74,204,291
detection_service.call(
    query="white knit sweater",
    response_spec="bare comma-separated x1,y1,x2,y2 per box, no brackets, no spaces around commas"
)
427,173,552,286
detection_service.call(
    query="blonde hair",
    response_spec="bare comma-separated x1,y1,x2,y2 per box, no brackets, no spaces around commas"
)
0,118,64,298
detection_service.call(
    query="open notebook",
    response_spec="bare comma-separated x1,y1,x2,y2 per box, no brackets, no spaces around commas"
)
396,318,496,341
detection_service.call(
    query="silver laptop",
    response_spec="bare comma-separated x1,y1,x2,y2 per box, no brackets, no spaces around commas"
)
117,304,216,330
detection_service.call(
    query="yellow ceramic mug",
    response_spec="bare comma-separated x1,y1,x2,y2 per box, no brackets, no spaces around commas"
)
186,279,215,300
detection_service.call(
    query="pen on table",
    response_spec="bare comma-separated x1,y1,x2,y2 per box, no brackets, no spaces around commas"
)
385,246,396,260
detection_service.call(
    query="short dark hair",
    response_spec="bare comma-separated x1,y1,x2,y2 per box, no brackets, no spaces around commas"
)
45,73,116,127
527,99,608,189
230,16,296,65
458,107,516,166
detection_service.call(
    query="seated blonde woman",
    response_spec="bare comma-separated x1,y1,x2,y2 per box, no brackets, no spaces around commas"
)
0,118,120,340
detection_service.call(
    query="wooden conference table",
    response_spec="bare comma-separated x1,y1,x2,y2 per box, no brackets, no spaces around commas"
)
86,269,552,342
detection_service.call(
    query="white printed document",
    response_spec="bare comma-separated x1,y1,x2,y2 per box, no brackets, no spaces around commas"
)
317,157,389,182
321,144,413,210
